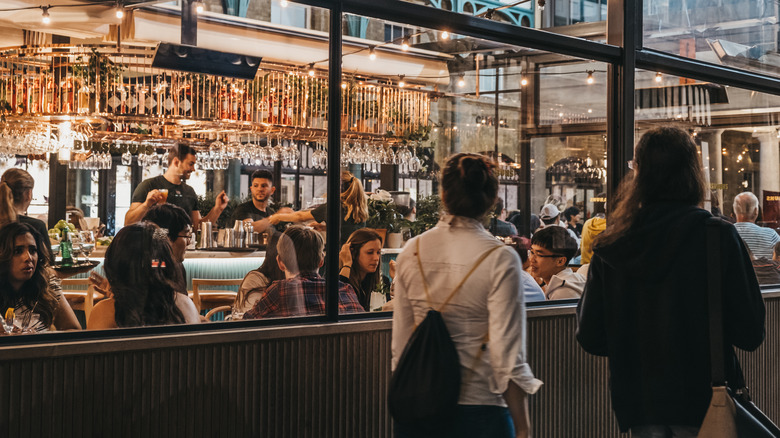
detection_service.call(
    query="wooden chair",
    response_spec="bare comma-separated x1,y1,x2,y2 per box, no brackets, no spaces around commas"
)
190,278,242,312
204,305,232,321
61,278,104,322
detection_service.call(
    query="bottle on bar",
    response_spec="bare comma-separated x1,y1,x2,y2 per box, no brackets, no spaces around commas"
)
60,228,74,267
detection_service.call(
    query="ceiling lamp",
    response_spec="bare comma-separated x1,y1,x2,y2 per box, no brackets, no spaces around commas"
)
441,30,449,40
655,72,662,83
41,6,50,24
457,74,465,88
401,37,410,51
369,47,377,61
586,70,594,84
115,2,124,19
398,75,406,88
308,64,315,77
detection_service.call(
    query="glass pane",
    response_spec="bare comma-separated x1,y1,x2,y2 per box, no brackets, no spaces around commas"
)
636,69,780,286
394,0,605,39
643,1,780,78
342,13,608,304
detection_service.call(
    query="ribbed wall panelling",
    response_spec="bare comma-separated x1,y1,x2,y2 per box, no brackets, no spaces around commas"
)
1,295,778,437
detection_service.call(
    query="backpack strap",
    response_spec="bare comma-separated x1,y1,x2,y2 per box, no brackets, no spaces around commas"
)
415,238,502,311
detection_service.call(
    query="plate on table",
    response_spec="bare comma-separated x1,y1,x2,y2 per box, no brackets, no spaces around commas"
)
51,260,100,276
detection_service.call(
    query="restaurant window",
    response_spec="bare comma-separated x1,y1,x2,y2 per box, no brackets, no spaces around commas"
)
643,0,780,79
635,69,780,286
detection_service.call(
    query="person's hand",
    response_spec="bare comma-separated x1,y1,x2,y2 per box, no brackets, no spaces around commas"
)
339,242,353,268
388,259,397,279
144,189,163,207
89,272,113,298
268,214,281,225
215,191,229,210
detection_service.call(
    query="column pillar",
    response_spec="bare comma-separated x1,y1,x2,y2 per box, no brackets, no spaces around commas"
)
754,132,780,200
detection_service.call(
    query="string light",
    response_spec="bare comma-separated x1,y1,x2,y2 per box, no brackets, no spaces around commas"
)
41,6,50,24
401,37,410,51
369,47,376,61
441,30,449,40
586,70,594,84
115,2,124,19
341,82,347,89
520,75,528,86
398,75,406,88
655,72,662,83
194,0,204,13
280,0,288,7
308,64,315,77
457,74,465,88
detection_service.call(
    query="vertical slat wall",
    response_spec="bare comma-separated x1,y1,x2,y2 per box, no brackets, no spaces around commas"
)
0,296,777,437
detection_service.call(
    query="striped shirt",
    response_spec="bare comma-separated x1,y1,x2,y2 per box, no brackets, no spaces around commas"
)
734,222,780,259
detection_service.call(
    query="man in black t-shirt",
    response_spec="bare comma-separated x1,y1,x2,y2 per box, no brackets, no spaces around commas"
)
230,169,276,233
125,143,228,228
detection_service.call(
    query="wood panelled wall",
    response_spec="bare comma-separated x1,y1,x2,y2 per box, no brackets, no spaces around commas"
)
1,295,777,437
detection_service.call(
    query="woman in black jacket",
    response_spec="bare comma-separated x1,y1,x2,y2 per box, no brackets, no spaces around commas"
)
576,127,765,437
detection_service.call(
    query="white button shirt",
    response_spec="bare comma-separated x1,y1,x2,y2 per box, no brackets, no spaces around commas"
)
392,215,543,406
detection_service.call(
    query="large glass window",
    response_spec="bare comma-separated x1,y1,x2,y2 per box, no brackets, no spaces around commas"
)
636,69,780,285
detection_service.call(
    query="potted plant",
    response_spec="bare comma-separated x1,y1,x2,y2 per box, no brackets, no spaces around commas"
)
366,198,403,247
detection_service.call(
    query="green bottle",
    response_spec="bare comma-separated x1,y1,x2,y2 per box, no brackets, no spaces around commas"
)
60,228,73,267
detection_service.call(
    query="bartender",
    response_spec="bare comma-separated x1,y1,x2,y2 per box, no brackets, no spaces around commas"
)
229,169,276,234
125,143,228,228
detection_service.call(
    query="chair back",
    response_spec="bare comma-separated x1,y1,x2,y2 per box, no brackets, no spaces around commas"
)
191,278,242,312
60,278,102,322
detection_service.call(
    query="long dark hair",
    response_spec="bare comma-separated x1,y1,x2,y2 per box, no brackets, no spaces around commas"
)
598,126,706,246
0,222,57,327
0,168,35,226
342,228,383,305
104,222,186,327
441,153,498,219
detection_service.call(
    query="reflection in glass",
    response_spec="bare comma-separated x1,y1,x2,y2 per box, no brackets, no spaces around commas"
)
636,69,780,286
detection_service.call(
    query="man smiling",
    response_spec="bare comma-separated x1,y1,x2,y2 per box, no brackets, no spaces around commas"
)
529,226,584,300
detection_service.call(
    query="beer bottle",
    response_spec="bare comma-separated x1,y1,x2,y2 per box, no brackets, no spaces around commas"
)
61,228,74,267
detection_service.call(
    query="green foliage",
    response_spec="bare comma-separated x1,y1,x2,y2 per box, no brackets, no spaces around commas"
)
366,199,403,232
197,192,250,229
72,48,124,91
408,195,443,236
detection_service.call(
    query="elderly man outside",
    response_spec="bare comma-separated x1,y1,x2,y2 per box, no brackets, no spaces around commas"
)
733,191,780,259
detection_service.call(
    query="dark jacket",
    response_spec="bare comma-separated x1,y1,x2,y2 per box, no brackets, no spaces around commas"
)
576,202,765,432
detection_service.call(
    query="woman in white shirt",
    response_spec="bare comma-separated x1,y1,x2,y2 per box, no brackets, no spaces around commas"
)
392,153,542,438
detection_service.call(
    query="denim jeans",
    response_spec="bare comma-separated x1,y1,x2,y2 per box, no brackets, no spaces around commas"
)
394,405,514,438
631,425,699,438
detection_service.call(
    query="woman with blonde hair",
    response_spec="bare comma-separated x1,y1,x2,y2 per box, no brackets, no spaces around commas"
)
1,168,53,261
268,171,368,244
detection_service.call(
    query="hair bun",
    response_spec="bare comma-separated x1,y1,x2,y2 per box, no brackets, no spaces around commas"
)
458,155,491,187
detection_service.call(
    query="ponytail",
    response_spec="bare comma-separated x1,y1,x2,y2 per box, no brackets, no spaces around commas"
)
0,182,16,226
340,171,368,223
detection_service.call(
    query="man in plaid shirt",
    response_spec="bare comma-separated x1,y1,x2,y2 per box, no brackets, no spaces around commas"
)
244,226,364,319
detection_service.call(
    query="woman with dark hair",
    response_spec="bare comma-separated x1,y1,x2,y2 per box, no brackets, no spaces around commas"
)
87,222,200,329
0,222,80,332
268,171,368,245
392,153,541,438
338,228,391,311
577,127,765,437
233,232,285,319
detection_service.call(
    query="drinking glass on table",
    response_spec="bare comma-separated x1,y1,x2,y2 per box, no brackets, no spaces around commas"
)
80,231,95,262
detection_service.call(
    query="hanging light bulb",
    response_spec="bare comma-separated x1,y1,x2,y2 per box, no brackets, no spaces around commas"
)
586,70,595,84
655,72,662,83
398,75,406,88
341,82,347,89
441,30,449,40
457,74,465,88
521,75,528,86
308,64,315,77
41,6,50,24
369,47,377,61
280,0,289,7
401,37,410,51
194,0,205,13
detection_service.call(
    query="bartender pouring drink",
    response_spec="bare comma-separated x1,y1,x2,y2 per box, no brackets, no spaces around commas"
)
125,143,228,228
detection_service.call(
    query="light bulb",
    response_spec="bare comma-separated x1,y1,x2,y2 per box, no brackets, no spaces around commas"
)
341,82,347,89
369,47,376,61
398,76,406,87
520,76,528,86
655,72,662,83
281,0,289,7
41,7,50,24
195,1,204,13
457,75,465,88
586,71,594,84
116,8,124,19
401,37,410,51
441,31,449,40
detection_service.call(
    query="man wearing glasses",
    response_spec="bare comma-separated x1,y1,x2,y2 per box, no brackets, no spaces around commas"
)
528,226,584,300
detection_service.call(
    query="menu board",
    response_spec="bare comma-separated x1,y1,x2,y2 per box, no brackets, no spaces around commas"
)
762,190,780,229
